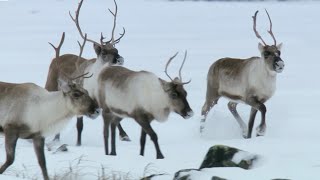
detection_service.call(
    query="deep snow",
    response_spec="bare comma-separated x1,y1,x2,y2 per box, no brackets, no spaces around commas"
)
0,0,320,179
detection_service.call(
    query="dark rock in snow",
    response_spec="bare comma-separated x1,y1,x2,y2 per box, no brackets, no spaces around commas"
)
173,169,227,180
140,173,169,180
173,169,199,180
211,176,227,180
200,145,258,170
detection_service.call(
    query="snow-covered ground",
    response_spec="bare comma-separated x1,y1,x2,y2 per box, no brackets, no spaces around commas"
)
0,0,320,179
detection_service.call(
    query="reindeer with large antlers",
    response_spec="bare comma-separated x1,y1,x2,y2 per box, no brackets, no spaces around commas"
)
201,10,285,138
0,34,100,180
97,51,194,159
45,0,130,147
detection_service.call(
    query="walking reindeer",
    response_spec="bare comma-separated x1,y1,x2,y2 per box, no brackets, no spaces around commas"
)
97,51,193,159
45,0,130,146
201,10,285,138
0,34,100,180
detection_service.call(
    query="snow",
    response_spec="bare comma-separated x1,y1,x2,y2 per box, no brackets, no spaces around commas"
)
0,0,320,179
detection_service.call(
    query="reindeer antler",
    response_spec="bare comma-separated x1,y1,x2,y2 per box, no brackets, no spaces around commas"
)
69,0,101,45
265,9,277,46
252,11,267,46
49,32,65,58
164,51,191,85
178,50,191,85
74,33,93,82
106,0,125,46
252,10,278,46
164,52,178,81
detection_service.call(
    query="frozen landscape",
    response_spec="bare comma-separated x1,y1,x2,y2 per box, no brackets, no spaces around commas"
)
0,0,320,179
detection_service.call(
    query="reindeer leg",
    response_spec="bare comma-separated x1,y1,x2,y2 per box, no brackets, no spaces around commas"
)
247,99,266,138
110,122,117,156
137,120,164,159
227,102,248,138
247,107,258,139
140,129,147,156
201,78,220,133
102,111,112,155
76,116,83,146
201,97,219,133
33,136,49,180
0,128,18,174
117,123,130,141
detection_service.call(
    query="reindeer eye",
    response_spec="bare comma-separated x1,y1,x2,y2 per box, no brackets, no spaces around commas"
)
264,51,270,57
72,91,83,98
277,50,281,56
170,92,178,99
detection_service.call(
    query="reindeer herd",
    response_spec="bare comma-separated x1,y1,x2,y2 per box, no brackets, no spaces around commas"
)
0,0,285,179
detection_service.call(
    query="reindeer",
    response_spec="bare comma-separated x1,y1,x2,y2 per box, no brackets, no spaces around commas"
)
201,10,285,139
45,0,130,146
0,40,100,179
97,51,194,159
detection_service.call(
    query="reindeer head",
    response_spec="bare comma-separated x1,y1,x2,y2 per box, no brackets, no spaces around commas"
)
253,10,284,73
58,73,100,119
163,51,194,119
70,0,125,66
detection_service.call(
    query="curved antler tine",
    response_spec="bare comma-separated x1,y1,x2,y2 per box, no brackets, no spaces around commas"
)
180,79,191,85
100,32,106,45
265,9,277,46
71,72,93,81
48,32,65,59
165,52,179,81
108,0,119,45
70,0,100,45
178,50,187,81
252,10,267,46
78,33,87,58
114,27,125,44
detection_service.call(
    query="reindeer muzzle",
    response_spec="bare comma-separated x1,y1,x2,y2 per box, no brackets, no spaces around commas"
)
116,56,124,65
274,58,284,73
183,109,194,119
87,108,101,119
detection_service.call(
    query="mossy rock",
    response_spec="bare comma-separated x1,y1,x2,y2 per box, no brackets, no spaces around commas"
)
140,173,167,180
173,168,227,180
212,176,227,180
199,145,258,170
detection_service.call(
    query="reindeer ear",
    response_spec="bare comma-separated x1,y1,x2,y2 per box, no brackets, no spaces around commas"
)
258,42,264,53
94,43,102,55
277,43,283,50
159,78,171,92
58,78,71,93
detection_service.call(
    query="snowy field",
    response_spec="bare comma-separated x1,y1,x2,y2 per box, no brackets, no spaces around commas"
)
0,0,320,179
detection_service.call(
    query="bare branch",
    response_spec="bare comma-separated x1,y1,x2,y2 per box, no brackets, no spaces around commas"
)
69,0,99,45
265,9,277,46
48,32,65,58
252,10,267,46
164,52,179,81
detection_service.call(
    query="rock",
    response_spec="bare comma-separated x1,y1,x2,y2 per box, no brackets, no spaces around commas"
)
173,169,199,180
199,145,258,170
173,169,227,180
140,173,169,180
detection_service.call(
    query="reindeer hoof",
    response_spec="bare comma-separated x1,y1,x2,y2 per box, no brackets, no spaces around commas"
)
76,142,81,146
157,154,165,159
120,135,131,142
110,152,117,156
256,125,266,136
